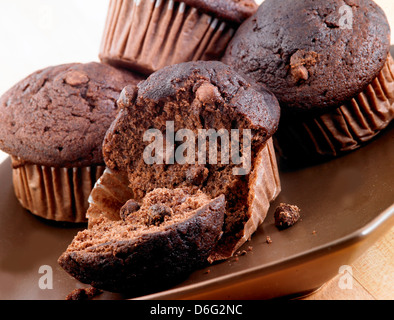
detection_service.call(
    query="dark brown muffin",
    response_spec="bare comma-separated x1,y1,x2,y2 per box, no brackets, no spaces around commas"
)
58,188,226,293
0,62,144,222
97,60,281,261
99,0,258,75
179,0,258,24
58,60,282,293
223,0,394,161
0,62,144,167
223,0,390,113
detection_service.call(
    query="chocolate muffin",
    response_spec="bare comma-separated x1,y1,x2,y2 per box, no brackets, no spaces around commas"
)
223,0,394,162
80,60,281,265
0,62,144,223
59,188,226,293
59,61,281,292
99,0,257,75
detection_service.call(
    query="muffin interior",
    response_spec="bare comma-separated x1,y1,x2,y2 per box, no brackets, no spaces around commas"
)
66,188,213,254
103,75,270,252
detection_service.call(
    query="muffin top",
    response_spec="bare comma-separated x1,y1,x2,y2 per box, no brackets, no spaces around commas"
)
222,0,391,114
129,60,280,140
177,0,258,24
0,62,144,167
103,60,280,178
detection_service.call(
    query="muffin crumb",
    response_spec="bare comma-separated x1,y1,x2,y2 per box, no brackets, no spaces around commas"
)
65,287,103,300
266,236,273,244
274,203,301,230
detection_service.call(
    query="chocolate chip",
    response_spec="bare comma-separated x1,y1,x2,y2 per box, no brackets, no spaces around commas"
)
186,165,209,186
291,65,309,82
120,200,141,221
194,82,223,105
147,204,173,226
117,85,138,109
65,71,89,86
289,50,319,83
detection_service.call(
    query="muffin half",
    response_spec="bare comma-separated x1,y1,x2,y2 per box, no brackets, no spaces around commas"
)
59,188,225,293
59,61,282,292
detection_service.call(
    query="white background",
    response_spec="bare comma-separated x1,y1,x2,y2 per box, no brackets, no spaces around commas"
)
0,0,393,162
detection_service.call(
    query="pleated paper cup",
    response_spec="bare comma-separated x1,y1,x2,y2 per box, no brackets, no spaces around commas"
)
99,0,235,75
11,157,105,223
208,138,281,262
275,54,394,162
86,167,133,227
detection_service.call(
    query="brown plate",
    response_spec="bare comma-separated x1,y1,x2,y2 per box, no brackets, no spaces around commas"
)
2,41,394,299
139,123,394,300
0,122,393,300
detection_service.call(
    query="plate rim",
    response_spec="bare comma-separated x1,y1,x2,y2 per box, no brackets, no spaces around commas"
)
136,203,394,300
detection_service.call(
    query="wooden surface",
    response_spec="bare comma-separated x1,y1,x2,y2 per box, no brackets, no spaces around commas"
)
303,226,394,300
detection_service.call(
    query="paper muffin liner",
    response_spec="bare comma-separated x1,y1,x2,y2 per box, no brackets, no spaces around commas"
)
86,167,134,227
99,0,235,75
240,138,281,247
11,157,105,223
86,138,282,262
208,138,281,262
275,54,394,161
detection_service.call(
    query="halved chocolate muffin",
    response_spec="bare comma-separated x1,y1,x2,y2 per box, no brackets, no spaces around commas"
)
99,61,281,261
59,61,281,292
223,0,394,163
59,188,225,293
